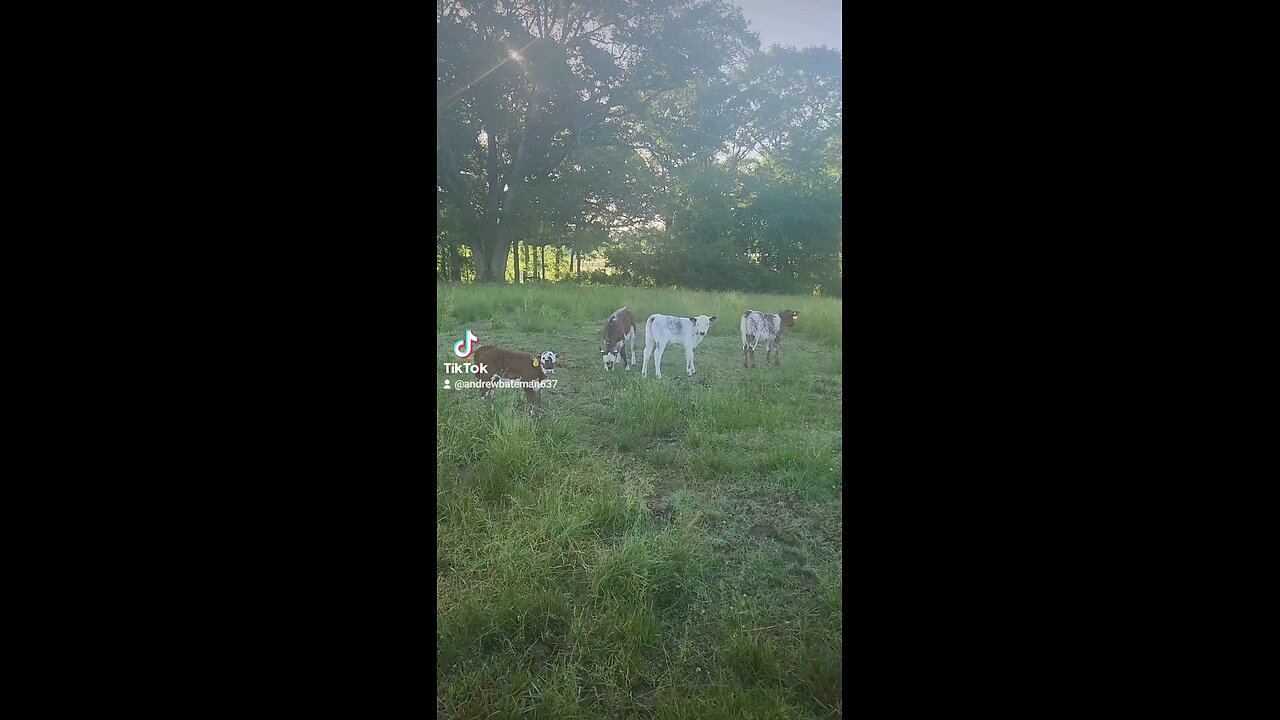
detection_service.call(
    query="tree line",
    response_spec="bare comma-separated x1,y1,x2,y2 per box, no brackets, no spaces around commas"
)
437,0,842,296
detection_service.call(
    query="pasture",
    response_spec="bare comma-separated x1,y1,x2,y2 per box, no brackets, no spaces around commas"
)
436,282,843,719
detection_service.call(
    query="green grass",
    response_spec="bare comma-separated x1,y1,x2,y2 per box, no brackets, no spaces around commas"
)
437,281,842,719
438,283,843,351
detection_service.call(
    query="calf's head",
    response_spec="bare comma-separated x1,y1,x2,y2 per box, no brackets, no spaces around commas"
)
686,315,717,337
537,351,564,375
780,310,799,328
600,343,622,371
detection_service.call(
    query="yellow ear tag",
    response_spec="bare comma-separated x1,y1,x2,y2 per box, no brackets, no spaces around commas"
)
533,357,539,366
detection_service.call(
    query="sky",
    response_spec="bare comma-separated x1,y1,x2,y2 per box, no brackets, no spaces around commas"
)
731,0,842,52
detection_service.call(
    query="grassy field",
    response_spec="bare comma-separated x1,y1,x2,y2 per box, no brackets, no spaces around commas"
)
437,282,843,719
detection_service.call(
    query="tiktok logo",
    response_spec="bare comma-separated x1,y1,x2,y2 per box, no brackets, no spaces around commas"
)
454,329,478,358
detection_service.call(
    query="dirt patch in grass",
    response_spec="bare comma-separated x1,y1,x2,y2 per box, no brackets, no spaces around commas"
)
630,679,656,710
735,487,814,519
792,568,819,588
786,502,812,519
747,524,797,546
647,475,689,519
529,642,551,671
480,634,503,654
650,497,674,519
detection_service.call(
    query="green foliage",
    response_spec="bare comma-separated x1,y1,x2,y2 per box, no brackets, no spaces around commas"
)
598,45,843,296
438,3,841,295
437,0,758,282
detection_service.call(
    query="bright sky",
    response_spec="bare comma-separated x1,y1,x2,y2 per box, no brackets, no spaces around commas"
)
732,0,842,51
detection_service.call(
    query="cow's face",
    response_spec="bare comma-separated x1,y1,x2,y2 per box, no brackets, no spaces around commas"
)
781,310,799,328
538,351,563,375
601,344,622,371
686,315,716,337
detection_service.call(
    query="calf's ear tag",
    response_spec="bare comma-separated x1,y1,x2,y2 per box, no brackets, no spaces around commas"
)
532,356,539,366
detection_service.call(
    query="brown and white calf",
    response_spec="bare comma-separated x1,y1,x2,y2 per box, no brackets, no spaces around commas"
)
473,346,564,416
600,306,638,371
741,310,799,367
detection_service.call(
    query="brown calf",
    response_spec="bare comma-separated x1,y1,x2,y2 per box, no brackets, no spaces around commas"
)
601,306,638,371
740,310,799,367
473,346,564,416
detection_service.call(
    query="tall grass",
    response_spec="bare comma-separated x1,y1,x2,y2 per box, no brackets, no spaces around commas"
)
437,281,842,720
438,282,843,349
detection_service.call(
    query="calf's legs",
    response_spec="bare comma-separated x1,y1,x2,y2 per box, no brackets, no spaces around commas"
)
522,386,542,417
476,372,541,417
653,342,667,378
643,334,666,378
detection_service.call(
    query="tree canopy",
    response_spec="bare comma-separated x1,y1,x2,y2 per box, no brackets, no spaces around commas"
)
437,0,841,295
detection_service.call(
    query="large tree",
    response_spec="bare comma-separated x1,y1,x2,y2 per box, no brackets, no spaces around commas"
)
600,46,843,294
736,47,842,295
436,0,756,282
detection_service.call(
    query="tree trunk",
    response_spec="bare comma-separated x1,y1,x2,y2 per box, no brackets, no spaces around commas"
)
483,88,541,285
512,238,520,283
472,243,489,282
485,226,509,283
469,233,507,283
470,239,507,283
471,135,507,282
541,246,547,280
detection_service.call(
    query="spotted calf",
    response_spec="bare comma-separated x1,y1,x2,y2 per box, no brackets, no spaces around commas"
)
473,346,564,416
741,310,799,368
641,313,717,379
600,306,638,371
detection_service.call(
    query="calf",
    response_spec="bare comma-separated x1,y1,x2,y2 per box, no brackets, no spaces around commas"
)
741,310,799,368
473,346,564,416
641,313,717,379
601,306,638,371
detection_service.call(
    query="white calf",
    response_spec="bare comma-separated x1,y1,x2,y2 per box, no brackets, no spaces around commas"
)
641,314,717,378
